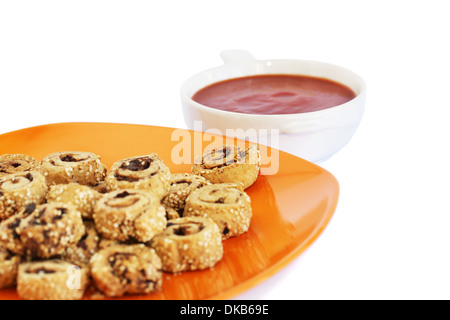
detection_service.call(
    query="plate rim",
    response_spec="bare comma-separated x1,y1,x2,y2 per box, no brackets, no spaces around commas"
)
0,121,340,300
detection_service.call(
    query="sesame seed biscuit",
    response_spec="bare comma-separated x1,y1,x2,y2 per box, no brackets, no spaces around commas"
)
191,144,260,189
0,171,47,221
90,244,162,297
184,184,252,239
40,151,107,187
0,154,39,178
46,183,102,219
150,216,223,274
93,189,166,243
0,203,39,255
17,260,89,300
162,173,210,213
105,154,171,200
0,244,21,289
15,202,85,259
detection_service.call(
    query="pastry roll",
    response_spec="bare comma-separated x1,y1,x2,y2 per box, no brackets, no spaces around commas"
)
192,145,260,189
16,202,85,259
184,184,252,239
0,203,38,255
0,154,39,177
93,189,166,243
40,151,107,186
0,171,47,221
162,173,210,213
0,245,21,289
17,260,89,300
90,244,162,297
150,216,223,274
46,183,102,219
105,154,170,200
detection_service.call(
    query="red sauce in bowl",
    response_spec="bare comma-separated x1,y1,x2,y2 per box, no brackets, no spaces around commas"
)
192,74,356,115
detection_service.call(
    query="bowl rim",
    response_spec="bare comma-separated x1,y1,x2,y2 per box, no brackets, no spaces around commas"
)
180,57,366,119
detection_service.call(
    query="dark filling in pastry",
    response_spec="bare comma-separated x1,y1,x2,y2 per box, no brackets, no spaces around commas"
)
109,252,135,268
0,162,24,173
28,207,47,226
202,146,247,169
115,158,158,181
107,192,140,207
26,206,67,226
7,217,22,240
115,191,132,198
3,162,21,169
3,249,16,261
52,207,68,221
215,197,225,204
206,146,233,166
115,175,140,182
26,267,56,274
60,154,87,162
174,179,191,185
107,251,157,288
167,222,204,236
76,233,89,250
120,158,152,171
24,203,37,215
200,187,241,204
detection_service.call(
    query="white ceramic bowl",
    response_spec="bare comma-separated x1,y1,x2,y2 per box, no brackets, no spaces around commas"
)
180,50,366,163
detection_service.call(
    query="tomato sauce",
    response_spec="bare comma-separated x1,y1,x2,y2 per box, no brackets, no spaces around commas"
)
192,74,356,115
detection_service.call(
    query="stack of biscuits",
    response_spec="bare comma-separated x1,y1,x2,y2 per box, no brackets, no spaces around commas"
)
0,145,260,299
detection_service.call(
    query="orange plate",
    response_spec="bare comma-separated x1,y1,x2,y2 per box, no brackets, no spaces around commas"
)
0,122,339,300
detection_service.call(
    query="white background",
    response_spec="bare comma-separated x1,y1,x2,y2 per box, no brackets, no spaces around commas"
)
1,0,449,300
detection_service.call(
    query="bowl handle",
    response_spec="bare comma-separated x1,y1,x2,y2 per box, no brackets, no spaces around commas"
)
220,50,256,65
